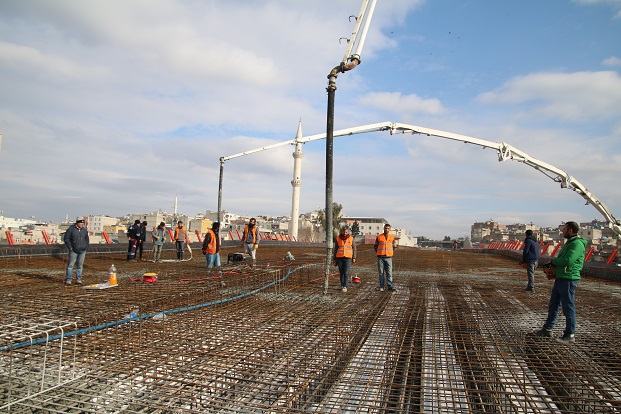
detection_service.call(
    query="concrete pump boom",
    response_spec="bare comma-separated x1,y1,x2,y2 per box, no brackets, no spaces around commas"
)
218,121,621,237
389,122,621,237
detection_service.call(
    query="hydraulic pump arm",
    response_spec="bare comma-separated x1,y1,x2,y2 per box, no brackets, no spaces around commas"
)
390,122,621,237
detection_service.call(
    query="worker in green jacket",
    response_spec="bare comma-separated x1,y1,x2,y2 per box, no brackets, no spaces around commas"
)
533,221,586,343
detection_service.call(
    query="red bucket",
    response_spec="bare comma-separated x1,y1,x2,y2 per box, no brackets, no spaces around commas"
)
143,273,158,283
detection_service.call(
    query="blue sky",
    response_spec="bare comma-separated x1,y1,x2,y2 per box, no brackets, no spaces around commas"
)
0,0,620,239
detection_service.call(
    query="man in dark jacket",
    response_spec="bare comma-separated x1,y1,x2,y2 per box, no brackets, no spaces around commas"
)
137,221,148,261
520,229,540,292
63,217,90,285
127,219,141,261
533,221,586,343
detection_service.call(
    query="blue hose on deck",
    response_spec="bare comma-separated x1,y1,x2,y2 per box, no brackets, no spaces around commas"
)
1,266,293,352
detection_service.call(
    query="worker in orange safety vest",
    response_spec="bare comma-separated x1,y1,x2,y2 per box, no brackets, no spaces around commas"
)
374,223,398,292
241,217,260,267
173,221,189,261
202,222,222,278
333,226,357,292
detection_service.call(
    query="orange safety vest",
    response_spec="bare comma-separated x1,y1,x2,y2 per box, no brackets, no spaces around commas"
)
376,233,395,257
204,230,217,254
243,226,257,243
174,226,187,242
335,236,354,258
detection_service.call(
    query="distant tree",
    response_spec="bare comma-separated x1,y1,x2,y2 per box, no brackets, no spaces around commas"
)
351,220,360,237
443,236,451,241
318,202,343,241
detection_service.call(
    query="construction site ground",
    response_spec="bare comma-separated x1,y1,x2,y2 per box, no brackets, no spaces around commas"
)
1,244,620,413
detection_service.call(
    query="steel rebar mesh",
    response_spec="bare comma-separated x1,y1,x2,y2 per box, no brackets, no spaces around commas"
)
1,245,621,413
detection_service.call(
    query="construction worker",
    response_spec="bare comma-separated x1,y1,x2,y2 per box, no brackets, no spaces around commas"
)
202,222,222,278
151,222,166,262
520,229,540,293
533,221,586,343
241,217,259,267
63,217,89,285
173,221,189,261
374,223,397,292
126,219,141,262
334,226,356,292
137,221,148,261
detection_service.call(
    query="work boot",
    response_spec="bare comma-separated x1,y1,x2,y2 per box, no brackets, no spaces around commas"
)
556,334,575,344
532,328,552,337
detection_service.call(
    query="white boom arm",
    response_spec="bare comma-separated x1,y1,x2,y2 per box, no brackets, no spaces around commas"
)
390,122,621,237
219,121,621,236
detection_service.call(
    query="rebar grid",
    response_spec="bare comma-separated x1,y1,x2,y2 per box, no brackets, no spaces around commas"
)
1,247,621,413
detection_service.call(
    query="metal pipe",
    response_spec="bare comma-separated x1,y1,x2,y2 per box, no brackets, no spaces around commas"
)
218,157,225,224
324,75,337,295
353,0,378,58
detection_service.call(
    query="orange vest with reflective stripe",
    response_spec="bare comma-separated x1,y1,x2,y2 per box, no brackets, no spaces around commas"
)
205,230,217,254
243,226,257,243
376,233,395,257
336,236,354,258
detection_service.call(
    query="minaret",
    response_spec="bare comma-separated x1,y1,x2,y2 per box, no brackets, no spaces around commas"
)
289,121,304,240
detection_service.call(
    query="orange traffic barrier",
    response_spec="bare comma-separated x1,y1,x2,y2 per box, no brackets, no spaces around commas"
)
549,243,562,258
606,249,618,265
5,230,15,245
102,231,111,244
41,230,51,245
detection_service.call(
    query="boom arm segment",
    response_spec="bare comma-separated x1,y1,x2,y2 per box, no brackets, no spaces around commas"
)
390,122,621,236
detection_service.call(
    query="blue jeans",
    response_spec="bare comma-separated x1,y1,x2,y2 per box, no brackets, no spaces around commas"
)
66,250,86,281
335,257,352,288
377,256,393,289
153,244,163,262
543,278,579,336
205,253,221,268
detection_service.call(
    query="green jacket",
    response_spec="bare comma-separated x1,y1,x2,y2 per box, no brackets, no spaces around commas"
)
550,236,587,280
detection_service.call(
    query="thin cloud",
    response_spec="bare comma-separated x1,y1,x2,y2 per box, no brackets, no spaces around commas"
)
476,71,621,122
603,56,621,67
571,0,621,17
358,92,445,116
